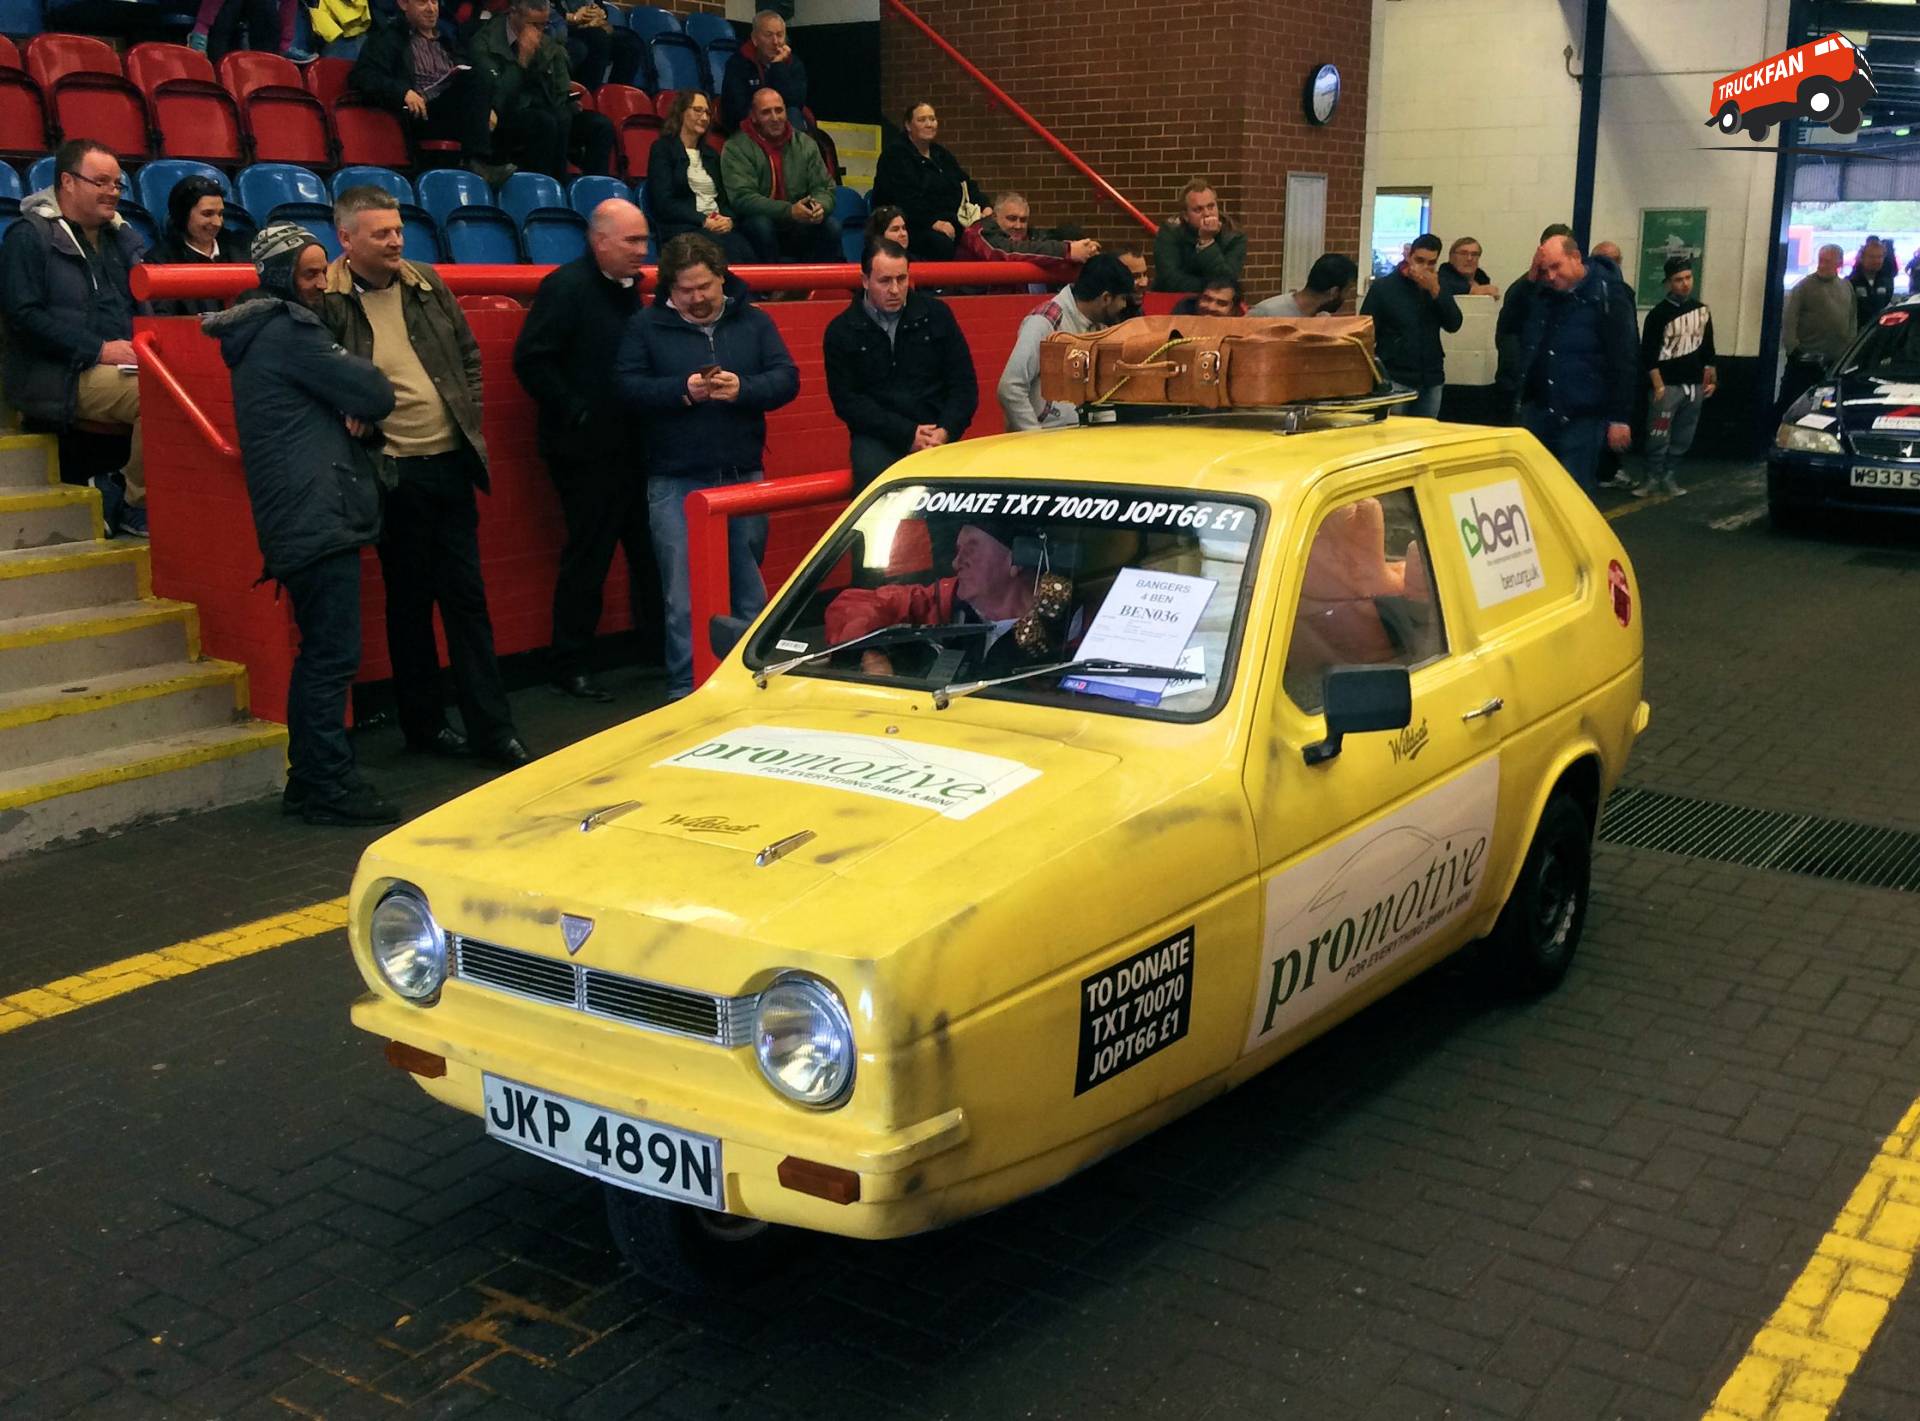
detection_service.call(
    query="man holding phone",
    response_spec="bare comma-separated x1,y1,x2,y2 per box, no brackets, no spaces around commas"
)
720,87,842,264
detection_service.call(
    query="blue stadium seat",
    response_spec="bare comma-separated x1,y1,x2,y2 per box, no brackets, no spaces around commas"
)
648,35,704,94
117,200,160,251
840,224,864,263
0,161,24,206
567,174,627,222
236,163,328,220
322,33,363,58
683,13,733,49
832,185,868,227
624,5,680,39
135,160,230,221
416,167,494,230
222,200,258,249
401,207,440,262
442,207,521,263
331,165,414,206
265,201,338,250
705,49,727,95
522,212,587,265
498,171,566,227
0,0,41,35
27,155,53,191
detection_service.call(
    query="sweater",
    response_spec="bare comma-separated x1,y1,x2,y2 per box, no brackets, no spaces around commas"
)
1640,296,1716,387
1784,273,1857,364
997,287,1101,431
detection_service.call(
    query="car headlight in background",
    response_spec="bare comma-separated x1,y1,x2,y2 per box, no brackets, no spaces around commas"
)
754,973,855,1107
1776,423,1844,455
369,885,448,1003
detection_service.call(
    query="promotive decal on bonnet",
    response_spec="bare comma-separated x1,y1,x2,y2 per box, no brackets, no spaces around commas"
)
1243,757,1498,1055
1452,480,1544,607
655,726,1040,820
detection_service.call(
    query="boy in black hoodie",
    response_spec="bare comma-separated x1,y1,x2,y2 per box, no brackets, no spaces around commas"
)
1637,254,1716,497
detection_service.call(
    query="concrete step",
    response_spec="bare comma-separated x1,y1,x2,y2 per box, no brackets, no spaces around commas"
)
819,120,880,158
0,434,58,490
0,486,101,550
0,659,248,772
0,599,199,694
0,542,149,616
0,720,288,857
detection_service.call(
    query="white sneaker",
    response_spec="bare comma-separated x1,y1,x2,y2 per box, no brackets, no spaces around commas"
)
1630,483,1651,498
1663,479,1687,497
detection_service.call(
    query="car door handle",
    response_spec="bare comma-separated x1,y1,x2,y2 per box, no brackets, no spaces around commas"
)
1460,697,1505,722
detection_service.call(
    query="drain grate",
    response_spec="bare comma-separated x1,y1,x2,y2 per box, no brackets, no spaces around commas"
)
1599,788,1920,893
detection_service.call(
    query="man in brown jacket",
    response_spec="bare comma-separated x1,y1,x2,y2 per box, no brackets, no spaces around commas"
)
319,186,530,767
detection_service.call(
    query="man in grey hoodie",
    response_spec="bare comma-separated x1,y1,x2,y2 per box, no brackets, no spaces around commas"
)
996,254,1136,432
203,224,400,826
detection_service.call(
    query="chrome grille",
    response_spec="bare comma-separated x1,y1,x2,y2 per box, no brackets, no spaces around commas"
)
453,937,755,1045
1847,433,1920,461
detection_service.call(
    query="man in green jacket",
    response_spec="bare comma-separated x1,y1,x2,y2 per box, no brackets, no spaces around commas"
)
1151,179,1247,293
720,87,841,263
469,0,612,179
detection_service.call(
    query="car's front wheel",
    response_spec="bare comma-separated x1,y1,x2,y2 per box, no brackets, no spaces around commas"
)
603,1185,791,1294
1486,792,1591,994
1769,496,1813,534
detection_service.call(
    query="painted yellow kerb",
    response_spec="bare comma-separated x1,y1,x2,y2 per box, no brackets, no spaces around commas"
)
0,897,349,1036
1703,1096,1920,1421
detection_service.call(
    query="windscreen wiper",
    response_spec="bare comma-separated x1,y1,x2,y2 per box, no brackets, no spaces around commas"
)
932,659,1203,710
754,622,998,688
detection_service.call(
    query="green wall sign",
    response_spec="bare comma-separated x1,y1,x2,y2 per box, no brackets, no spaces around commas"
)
1637,209,1708,306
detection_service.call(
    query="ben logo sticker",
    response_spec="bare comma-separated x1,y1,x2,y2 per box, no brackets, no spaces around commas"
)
1708,33,1873,143
1452,480,1544,607
1075,928,1193,1095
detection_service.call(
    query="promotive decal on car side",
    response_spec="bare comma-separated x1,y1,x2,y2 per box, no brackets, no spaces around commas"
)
1243,758,1499,1054
1452,480,1544,607
655,726,1041,820
1075,926,1194,1095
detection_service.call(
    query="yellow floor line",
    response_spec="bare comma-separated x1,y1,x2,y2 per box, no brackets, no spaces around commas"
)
0,897,348,1036
1605,491,1676,522
1704,1096,1920,1421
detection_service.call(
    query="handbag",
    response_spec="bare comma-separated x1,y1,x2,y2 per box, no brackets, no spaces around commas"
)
1039,315,1384,411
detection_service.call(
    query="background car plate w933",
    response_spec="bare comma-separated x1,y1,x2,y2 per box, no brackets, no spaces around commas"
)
482,1074,725,1209
1851,466,1920,490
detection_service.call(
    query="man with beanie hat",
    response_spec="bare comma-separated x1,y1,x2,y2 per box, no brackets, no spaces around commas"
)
203,223,402,825
1637,253,1717,497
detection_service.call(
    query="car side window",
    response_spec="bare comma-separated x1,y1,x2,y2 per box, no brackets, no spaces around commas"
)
1283,488,1448,714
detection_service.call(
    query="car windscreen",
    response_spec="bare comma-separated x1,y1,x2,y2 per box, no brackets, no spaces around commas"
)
744,482,1265,721
1838,312,1920,379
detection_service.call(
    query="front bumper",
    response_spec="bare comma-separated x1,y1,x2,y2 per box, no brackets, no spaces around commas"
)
1767,452,1920,519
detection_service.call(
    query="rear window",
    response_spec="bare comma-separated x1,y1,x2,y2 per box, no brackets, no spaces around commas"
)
745,481,1266,720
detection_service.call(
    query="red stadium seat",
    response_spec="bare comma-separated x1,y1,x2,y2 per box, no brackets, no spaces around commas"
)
25,35,153,161
333,103,409,168
595,83,661,178
222,51,332,167
126,43,243,164
457,294,521,311
593,83,651,125
304,56,353,107
0,36,18,69
652,89,676,121
0,67,47,159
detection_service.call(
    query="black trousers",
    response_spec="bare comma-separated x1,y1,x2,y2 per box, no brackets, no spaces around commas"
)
418,70,494,160
547,450,662,677
496,104,616,179
906,225,957,262
567,27,645,87
377,450,517,749
738,213,843,264
656,221,759,268
280,548,364,798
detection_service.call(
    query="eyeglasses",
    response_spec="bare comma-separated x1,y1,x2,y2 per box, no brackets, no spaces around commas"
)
64,172,119,192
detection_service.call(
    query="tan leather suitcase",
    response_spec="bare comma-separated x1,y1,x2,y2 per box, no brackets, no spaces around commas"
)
1039,315,1382,410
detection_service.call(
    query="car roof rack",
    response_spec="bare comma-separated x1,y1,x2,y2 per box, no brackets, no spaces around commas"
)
1077,385,1417,432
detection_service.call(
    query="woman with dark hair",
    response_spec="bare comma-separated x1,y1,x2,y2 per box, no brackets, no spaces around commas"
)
646,89,757,266
869,100,974,262
865,204,909,254
149,175,249,315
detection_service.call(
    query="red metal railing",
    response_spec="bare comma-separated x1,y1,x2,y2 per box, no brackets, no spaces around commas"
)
687,470,853,687
130,260,1064,304
881,0,1158,237
132,329,239,458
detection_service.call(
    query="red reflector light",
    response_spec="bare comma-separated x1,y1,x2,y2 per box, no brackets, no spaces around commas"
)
778,1155,861,1204
384,1040,447,1078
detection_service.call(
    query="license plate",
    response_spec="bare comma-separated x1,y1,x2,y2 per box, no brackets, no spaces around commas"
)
482,1074,724,1209
1851,466,1920,490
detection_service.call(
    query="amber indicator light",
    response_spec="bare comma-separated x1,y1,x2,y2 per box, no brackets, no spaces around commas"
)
384,1040,448,1078
777,1155,861,1204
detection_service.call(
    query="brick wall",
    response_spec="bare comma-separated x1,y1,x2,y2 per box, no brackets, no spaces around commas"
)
878,0,1371,302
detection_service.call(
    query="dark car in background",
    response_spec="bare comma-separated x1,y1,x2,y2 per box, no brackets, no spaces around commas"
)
1770,297,1920,530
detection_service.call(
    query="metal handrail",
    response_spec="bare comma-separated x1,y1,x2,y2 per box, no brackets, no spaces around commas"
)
880,0,1159,237
129,260,1065,304
131,330,239,459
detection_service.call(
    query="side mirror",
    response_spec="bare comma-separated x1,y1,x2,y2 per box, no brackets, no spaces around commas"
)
709,615,749,660
1302,665,1412,766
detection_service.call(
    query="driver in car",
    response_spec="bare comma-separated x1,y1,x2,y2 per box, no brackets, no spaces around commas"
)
825,518,1059,677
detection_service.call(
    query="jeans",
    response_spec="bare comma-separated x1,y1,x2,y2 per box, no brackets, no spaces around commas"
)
737,213,844,264
1520,404,1607,497
648,471,768,698
1389,382,1443,419
1645,384,1706,484
280,548,364,799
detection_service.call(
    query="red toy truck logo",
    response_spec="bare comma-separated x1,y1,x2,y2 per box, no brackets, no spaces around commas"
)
1708,33,1874,141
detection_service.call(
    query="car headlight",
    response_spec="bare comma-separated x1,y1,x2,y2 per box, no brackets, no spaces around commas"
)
754,974,855,1107
369,885,447,1003
1776,422,1844,454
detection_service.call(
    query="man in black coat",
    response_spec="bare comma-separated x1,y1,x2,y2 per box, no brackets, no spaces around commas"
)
202,224,400,825
513,198,660,702
720,9,808,134
1515,235,1639,499
1360,232,1460,418
349,0,500,179
823,240,978,491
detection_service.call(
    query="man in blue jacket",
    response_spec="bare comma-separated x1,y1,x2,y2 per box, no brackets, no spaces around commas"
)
203,224,400,825
615,232,799,699
1516,236,1639,498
